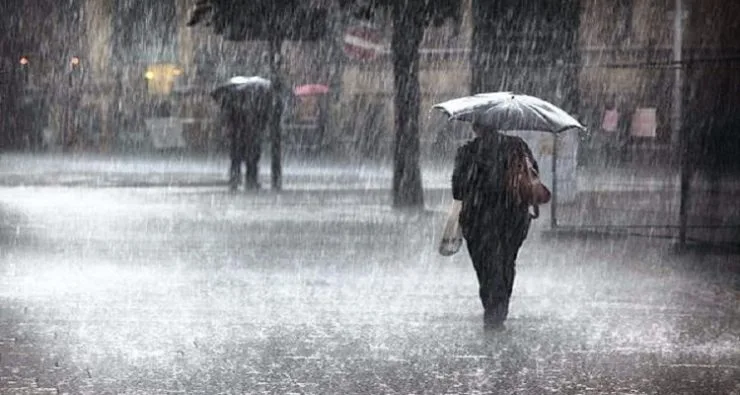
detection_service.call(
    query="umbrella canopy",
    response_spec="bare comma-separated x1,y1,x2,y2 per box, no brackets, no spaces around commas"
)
432,92,585,133
211,76,272,104
293,84,329,97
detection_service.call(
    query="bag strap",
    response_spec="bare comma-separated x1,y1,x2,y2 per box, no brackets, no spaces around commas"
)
523,147,541,219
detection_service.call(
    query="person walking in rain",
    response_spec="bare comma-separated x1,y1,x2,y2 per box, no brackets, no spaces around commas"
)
224,88,273,191
451,122,541,330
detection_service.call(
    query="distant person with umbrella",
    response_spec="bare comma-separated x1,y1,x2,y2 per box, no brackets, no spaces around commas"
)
212,76,274,191
434,92,584,330
293,83,329,153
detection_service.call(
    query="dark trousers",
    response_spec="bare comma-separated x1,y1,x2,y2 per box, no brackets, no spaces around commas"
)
464,222,527,327
230,130,261,189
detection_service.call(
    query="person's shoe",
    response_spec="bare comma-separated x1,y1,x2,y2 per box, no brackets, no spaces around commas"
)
484,319,506,331
483,313,506,331
483,303,508,331
229,173,241,191
244,181,261,191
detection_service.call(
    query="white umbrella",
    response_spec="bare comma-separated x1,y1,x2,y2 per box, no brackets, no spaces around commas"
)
227,76,272,88
432,92,585,134
433,92,587,230
211,76,272,103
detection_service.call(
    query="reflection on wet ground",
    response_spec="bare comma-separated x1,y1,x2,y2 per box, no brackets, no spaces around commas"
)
1,186,738,394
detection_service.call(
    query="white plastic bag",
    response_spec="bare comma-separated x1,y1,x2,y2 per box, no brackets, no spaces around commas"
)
438,200,463,256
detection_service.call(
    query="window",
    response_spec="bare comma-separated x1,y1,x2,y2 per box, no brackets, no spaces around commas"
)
111,0,177,65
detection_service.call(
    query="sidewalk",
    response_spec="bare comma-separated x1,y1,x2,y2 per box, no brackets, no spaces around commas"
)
1,176,738,394
562,164,740,246
0,152,430,190
578,164,740,193
4,151,740,190
1,151,738,246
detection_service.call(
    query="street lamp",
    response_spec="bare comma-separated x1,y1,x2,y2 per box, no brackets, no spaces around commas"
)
672,0,684,149
19,56,30,85
673,0,691,249
68,56,84,87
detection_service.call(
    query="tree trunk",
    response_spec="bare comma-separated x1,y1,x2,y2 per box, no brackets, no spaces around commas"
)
269,37,284,190
322,2,349,152
390,2,425,209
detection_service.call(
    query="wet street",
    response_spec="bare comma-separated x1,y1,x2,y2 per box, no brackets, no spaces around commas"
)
1,173,739,394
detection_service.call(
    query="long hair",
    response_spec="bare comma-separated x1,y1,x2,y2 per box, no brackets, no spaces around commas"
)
503,140,532,206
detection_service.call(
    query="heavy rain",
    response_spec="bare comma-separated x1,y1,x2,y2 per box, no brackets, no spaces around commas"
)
1,1,739,394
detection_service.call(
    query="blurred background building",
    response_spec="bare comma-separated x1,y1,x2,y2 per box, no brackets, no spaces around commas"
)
0,0,737,168
579,0,740,169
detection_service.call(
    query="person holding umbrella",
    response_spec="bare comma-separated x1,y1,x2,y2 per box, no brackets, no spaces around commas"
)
451,121,541,330
434,92,584,330
212,76,274,191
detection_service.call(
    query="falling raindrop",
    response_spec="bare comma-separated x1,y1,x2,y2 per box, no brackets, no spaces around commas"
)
0,1,738,394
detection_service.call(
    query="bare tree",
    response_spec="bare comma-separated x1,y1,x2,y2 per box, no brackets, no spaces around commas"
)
340,0,462,208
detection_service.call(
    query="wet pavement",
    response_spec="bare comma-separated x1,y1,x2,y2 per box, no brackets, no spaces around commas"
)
1,155,739,394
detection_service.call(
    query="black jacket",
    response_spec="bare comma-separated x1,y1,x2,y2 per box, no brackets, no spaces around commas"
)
225,90,274,141
451,133,538,240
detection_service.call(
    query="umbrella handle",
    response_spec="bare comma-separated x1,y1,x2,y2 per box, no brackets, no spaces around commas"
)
529,205,540,219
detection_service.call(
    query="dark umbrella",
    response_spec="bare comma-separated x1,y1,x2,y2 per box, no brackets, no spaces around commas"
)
211,76,272,105
432,92,585,133
432,92,586,229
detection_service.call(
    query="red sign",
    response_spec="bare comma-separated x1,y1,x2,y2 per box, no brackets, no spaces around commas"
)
630,108,657,138
601,109,619,132
343,25,382,61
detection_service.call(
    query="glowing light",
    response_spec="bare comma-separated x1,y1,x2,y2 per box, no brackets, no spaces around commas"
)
144,64,185,94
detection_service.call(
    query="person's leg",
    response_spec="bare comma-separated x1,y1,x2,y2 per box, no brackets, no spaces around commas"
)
485,220,529,328
229,127,245,190
483,244,518,328
481,243,511,329
244,135,261,189
466,238,490,310
466,234,509,329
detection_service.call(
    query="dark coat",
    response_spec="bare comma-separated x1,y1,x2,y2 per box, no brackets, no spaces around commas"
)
225,90,273,143
451,133,539,243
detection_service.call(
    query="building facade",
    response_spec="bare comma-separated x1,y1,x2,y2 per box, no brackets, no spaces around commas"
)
579,0,740,165
4,0,738,165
